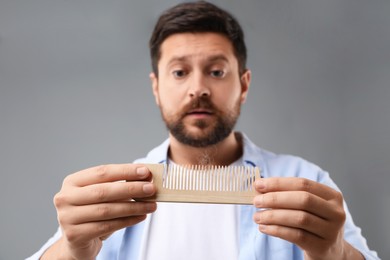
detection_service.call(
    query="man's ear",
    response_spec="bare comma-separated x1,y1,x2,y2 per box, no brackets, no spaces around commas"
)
240,69,251,104
150,72,160,106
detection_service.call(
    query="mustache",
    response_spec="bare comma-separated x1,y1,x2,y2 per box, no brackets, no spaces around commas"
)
178,97,216,118
188,96,215,110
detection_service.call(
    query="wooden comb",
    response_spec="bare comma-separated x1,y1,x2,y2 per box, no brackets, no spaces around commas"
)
138,164,261,205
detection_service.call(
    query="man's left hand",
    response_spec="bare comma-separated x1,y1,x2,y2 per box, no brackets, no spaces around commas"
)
253,177,364,260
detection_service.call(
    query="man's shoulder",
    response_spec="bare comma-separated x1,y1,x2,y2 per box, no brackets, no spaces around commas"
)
242,133,326,181
133,138,170,164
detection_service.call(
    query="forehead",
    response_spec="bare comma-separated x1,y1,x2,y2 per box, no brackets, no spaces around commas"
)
159,32,236,65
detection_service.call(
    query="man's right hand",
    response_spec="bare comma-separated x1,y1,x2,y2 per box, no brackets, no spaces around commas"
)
42,164,157,260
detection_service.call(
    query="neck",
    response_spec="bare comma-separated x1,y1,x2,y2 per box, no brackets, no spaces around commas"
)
168,132,243,166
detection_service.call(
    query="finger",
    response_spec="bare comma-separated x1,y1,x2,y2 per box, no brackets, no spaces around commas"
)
60,201,157,224
253,191,336,220
253,209,332,240
62,215,148,245
99,232,113,241
65,164,151,187
257,223,327,253
54,181,156,206
255,177,339,200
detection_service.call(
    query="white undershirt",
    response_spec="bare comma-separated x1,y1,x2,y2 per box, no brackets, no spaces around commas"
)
142,160,242,260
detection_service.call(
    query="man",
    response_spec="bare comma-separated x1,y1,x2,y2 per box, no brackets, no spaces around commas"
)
30,1,378,259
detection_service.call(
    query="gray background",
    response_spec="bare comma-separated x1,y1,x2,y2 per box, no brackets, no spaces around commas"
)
0,0,388,259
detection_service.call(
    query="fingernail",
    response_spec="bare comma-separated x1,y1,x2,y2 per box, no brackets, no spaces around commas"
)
136,167,148,177
254,195,264,207
254,214,261,223
259,224,267,231
256,180,265,190
143,183,154,195
145,202,157,212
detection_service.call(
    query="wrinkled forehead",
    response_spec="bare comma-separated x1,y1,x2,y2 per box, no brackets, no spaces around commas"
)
158,32,237,67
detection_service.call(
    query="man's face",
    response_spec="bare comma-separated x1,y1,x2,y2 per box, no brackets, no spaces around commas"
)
150,32,251,147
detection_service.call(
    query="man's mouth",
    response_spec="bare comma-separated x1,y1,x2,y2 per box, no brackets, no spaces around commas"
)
186,109,213,115
183,109,215,121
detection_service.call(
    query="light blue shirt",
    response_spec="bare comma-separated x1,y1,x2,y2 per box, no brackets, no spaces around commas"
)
28,133,379,260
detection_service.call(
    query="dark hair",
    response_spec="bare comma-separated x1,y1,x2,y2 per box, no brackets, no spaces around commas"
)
149,1,247,76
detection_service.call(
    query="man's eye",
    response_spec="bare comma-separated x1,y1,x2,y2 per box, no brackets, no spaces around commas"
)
210,70,225,78
173,70,187,78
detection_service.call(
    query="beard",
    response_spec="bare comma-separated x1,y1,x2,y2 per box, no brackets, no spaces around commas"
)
161,96,241,148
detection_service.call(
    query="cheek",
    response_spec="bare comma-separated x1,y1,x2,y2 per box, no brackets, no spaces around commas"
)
158,89,183,113
214,87,241,108
160,82,187,100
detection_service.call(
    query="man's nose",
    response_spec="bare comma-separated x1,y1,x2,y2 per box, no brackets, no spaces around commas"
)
188,72,211,98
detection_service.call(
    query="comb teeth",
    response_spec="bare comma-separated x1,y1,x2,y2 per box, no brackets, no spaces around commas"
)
139,164,261,204
162,164,257,192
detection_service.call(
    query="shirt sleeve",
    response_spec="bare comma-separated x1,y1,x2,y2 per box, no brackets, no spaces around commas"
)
319,172,380,260
343,205,380,260
25,227,62,260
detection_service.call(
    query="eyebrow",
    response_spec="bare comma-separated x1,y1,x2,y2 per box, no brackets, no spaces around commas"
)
166,54,229,66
